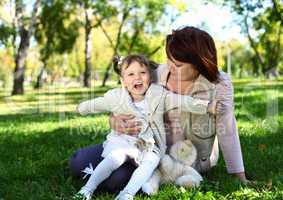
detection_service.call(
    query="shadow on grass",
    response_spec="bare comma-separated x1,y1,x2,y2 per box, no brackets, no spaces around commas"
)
0,112,78,123
0,114,282,199
0,119,108,200
0,81,282,199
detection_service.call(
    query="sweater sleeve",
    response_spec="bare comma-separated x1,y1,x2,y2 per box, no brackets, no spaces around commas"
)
164,90,209,114
216,72,245,173
76,90,116,115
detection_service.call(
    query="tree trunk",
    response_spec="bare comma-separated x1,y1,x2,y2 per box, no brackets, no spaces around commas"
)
263,23,282,75
12,65,25,95
11,0,41,95
83,9,92,87
251,57,259,76
12,29,29,95
244,15,265,75
34,62,46,89
101,61,113,87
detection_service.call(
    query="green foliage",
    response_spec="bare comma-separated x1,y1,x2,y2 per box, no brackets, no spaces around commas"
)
116,0,168,56
0,24,15,47
221,40,255,77
0,80,283,199
224,0,283,75
35,0,81,61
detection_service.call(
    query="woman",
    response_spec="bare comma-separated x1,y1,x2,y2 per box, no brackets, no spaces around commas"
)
70,26,249,192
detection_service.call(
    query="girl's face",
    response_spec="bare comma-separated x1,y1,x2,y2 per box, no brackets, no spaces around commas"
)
167,57,199,81
121,61,151,101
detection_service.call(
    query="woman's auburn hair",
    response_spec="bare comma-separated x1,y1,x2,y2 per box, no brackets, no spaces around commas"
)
166,26,220,82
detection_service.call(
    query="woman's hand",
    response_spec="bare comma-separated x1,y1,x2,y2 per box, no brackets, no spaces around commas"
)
109,114,142,135
233,172,257,186
207,100,225,115
164,110,184,146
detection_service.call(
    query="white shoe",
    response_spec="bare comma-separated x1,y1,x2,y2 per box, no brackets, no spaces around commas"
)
114,191,134,200
74,186,93,200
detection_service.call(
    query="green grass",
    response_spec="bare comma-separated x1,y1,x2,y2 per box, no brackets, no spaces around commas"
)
0,79,283,200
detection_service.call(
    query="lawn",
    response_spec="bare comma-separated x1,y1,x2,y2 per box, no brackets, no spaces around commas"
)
0,79,283,200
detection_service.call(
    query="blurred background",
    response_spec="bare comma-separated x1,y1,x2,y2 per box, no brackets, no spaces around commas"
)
0,0,282,95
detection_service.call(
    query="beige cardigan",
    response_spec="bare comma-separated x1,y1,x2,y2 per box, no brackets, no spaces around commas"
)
156,64,245,173
77,83,209,156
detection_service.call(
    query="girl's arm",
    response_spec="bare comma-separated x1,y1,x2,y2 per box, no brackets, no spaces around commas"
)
77,89,119,115
77,97,110,115
164,90,210,114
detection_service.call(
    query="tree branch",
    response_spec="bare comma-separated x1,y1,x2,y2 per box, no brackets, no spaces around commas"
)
244,14,265,70
271,0,283,23
147,45,162,57
26,0,41,42
114,7,131,53
127,18,146,54
94,14,115,49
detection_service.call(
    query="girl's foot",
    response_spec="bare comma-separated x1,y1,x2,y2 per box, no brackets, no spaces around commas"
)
114,191,134,200
73,187,93,200
73,193,88,200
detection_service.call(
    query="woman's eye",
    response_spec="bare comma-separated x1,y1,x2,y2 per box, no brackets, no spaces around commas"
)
128,73,134,76
141,71,146,74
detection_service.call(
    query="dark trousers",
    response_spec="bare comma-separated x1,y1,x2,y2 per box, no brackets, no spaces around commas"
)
69,143,137,192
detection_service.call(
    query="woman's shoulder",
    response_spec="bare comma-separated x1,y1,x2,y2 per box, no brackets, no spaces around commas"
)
215,71,234,102
216,71,233,90
218,71,232,83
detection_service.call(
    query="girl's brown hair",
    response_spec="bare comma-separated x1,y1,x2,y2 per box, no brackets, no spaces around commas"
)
113,54,158,77
166,26,219,82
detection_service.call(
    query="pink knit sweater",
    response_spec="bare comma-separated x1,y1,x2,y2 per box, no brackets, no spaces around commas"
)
156,64,245,174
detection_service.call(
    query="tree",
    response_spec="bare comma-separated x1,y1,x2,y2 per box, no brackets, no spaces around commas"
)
34,0,80,89
77,0,115,87
224,0,283,77
98,0,168,86
10,0,41,95
0,0,42,95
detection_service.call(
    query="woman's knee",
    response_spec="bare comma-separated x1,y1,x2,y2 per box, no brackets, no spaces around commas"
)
69,144,104,178
99,161,137,192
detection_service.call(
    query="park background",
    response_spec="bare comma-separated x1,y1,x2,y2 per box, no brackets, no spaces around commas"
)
0,0,282,199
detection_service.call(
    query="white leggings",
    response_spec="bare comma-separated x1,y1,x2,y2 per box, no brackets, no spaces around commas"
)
82,149,160,195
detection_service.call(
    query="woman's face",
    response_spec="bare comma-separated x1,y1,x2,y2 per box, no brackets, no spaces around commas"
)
167,57,199,81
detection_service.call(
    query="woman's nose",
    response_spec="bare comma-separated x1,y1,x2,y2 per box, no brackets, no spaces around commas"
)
169,63,176,72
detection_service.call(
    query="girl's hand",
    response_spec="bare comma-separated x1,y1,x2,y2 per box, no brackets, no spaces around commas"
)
207,100,225,115
109,114,142,135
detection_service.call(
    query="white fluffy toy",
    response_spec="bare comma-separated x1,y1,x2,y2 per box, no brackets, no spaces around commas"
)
142,139,203,195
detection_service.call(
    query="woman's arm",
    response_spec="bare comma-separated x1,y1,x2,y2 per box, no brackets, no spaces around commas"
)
109,114,141,135
215,73,248,183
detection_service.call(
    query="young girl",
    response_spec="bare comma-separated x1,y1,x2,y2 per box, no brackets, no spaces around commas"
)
74,55,218,200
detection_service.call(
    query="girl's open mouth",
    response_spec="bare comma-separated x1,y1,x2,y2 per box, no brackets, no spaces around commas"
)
134,83,143,89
